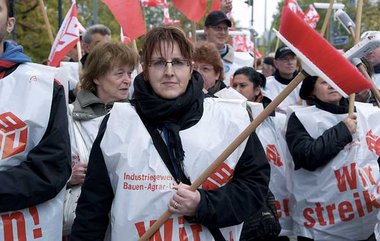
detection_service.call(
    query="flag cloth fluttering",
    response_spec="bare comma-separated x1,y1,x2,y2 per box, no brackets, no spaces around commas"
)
277,6,371,96
102,0,145,41
210,0,221,12
48,2,80,67
172,0,208,22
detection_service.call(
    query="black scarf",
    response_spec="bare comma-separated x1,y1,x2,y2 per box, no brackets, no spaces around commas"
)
274,69,298,85
131,71,204,179
309,98,349,114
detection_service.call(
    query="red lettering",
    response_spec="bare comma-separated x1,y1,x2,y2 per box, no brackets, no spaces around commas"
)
266,144,283,167
334,163,357,192
363,190,380,212
363,166,376,186
135,218,173,241
275,200,282,219
338,201,354,222
136,217,204,240
302,190,380,229
315,203,327,226
0,112,28,160
283,198,290,217
275,198,290,219
353,192,365,217
303,208,315,228
202,163,234,190
366,130,380,155
1,211,26,241
359,171,368,187
325,203,336,225
189,224,202,241
29,207,42,238
178,216,188,241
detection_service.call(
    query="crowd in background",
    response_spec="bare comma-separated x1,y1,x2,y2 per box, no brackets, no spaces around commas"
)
2,0,380,240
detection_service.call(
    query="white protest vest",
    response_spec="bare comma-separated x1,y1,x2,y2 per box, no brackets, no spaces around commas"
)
263,76,301,113
288,102,380,241
249,102,294,236
101,98,250,241
0,63,65,241
63,106,105,235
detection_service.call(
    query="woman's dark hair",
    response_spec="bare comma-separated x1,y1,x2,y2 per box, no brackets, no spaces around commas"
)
233,66,266,88
141,26,193,80
299,75,318,101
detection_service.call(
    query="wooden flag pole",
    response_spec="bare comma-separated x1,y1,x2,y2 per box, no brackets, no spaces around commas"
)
38,0,54,45
348,0,364,115
137,70,308,241
320,0,334,38
274,36,280,52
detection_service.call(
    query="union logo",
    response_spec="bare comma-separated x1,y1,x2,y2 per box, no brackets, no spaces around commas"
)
0,112,28,160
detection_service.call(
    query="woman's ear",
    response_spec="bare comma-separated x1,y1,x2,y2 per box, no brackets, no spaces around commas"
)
189,61,194,74
93,78,100,86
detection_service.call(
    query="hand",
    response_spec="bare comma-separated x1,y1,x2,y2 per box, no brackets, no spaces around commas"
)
168,183,201,217
343,114,357,134
355,89,371,103
68,162,88,186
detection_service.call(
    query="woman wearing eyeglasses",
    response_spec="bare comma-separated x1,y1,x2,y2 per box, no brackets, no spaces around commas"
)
71,26,270,241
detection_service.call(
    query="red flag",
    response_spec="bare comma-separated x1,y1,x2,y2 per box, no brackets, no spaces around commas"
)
304,5,320,29
102,0,145,41
48,2,80,67
285,0,304,18
172,0,207,22
277,6,371,96
210,0,221,12
120,27,132,45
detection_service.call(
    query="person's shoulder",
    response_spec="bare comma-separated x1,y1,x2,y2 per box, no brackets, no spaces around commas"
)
204,97,249,120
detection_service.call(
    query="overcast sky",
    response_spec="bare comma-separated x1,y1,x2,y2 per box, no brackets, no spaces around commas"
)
232,0,281,36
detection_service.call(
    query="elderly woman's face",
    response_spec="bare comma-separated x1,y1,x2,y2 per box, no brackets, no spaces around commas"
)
193,61,220,91
94,64,134,103
147,42,192,99
312,77,342,105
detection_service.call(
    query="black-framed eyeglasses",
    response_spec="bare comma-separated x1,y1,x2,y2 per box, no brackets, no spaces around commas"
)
148,58,190,71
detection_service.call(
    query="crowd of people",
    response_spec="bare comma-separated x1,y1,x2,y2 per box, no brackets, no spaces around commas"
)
2,0,380,240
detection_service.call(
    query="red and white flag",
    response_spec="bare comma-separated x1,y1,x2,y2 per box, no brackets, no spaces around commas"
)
141,0,167,7
48,2,80,67
102,0,145,41
172,0,208,22
276,6,371,96
162,4,180,25
304,4,320,29
285,0,304,19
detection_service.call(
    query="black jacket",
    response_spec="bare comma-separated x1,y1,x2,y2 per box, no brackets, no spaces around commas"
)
71,109,270,241
285,99,353,171
0,78,71,212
